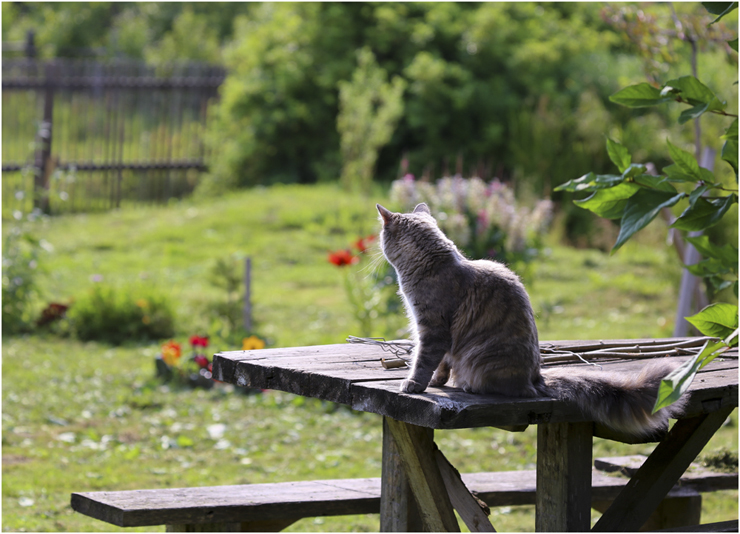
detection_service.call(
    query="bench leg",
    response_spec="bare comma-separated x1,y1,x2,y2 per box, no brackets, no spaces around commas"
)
166,519,298,532
535,421,594,532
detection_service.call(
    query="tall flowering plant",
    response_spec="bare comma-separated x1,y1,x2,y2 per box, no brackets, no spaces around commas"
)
328,235,401,337
390,175,553,278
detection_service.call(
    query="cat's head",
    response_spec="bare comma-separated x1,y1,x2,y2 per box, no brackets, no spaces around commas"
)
376,203,457,267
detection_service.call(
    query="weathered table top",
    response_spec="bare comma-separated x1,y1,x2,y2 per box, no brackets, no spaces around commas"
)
212,337,738,430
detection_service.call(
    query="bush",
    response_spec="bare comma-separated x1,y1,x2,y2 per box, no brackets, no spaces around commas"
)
2,222,47,335
68,284,175,345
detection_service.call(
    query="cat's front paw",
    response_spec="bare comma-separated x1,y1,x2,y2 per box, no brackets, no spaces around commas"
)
400,379,427,394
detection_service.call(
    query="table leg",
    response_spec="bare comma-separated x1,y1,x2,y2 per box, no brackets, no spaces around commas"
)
380,417,423,532
592,406,735,532
535,421,593,532
382,417,460,532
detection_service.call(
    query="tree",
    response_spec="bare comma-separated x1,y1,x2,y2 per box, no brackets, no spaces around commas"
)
337,48,406,193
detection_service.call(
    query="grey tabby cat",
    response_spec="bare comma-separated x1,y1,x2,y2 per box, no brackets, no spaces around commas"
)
376,202,686,438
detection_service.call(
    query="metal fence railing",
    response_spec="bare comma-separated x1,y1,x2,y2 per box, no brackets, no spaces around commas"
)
2,57,225,216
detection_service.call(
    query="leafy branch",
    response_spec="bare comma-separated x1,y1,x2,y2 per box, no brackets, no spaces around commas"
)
556,2,738,412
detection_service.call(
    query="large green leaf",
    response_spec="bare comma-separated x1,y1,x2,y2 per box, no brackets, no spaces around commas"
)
685,234,738,271
686,303,739,341
606,138,631,173
612,190,684,252
664,76,727,111
633,175,678,192
574,182,641,219
671,194,737,231
667,140,703,181
652,336,731,413
702,1,738,24
610,83,675,108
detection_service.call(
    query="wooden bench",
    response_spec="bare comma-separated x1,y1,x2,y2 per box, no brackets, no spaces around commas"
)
71,455,737,532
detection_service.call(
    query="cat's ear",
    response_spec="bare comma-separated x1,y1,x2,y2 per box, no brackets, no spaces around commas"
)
376,204,393,225
412,203,431,215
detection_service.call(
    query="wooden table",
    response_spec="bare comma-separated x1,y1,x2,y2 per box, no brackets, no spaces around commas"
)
212,338,738,532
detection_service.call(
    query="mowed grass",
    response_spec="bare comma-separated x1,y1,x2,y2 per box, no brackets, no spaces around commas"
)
2,183,737,531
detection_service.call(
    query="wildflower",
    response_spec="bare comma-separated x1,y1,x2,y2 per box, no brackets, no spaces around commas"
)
353,235,376,254
189,335,209,348
37,302,69,327
136,299,149,309
161,341,182,366
194,355,210,369
242,335,266,351
327,249,359,267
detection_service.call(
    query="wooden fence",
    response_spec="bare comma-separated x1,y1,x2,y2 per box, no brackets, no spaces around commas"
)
2,57,225,216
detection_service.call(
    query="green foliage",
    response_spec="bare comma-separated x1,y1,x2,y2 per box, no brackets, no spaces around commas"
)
338,48,406,193
557,2,739,412
206,256,247,341
1,221,47,335
68,284,175,345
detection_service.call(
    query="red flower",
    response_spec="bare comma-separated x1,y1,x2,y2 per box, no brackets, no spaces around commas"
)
328,249,359,267
37,302,69,326
194,355,210,368
353,234,376,254
189,335,209,348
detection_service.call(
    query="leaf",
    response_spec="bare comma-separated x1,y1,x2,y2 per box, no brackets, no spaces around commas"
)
685,234,738,271
177,435,195,448
555,172,623,192
702,1,738,24
621,163,647,179
665,76,727,112
721,119,739,177
607,138,631,173
663,164,701,183
609,83,674,108
686,303,740,341
612,190,684,252
633,174,678,192
652,338,729,413
671,194,737,231
729,38,739,52
574,182,641,219
667,140,702,181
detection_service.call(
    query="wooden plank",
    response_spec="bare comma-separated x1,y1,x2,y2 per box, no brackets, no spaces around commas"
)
535,421,594,532
594,455,738,492
593,406,737,532
380,417,423,532
384,418,460,532
71,479,383,527
166,519,297,532
435,449,495,532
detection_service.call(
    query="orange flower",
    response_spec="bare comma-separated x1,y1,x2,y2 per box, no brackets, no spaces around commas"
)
161,340,182,366
328,249,359,267
242,335,266,351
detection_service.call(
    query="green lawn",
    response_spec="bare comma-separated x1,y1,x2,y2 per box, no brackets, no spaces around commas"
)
2,183,737,531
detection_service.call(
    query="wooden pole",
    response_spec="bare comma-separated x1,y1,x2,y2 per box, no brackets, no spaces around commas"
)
243,257,252,332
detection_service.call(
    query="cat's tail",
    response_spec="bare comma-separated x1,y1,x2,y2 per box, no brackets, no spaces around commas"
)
537,359,687,439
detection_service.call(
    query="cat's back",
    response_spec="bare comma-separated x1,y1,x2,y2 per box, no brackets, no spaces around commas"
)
463,258,526,291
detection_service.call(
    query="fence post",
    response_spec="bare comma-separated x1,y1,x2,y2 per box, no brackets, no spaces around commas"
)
34,61,55,213
24,30,36,59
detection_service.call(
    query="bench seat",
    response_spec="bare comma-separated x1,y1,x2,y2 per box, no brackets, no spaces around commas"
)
71,455,737,531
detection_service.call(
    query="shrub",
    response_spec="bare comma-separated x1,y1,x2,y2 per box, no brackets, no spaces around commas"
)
2,222,48,335
68,284,175,345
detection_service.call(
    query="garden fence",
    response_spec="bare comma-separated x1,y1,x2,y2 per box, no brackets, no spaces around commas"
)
2,56,225,216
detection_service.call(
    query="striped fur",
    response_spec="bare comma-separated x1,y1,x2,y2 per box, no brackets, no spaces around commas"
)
377,203,685,438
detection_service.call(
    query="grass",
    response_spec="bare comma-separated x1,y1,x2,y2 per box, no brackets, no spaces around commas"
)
2,183,737,531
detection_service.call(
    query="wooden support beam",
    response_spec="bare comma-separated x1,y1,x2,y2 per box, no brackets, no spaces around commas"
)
535,421,593,532
435,448,496,532
384,417,460,532
380,417,423,532
166,519,297,532
593,406,735,532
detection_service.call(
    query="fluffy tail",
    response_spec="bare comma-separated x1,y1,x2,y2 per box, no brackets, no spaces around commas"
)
537,360,687,439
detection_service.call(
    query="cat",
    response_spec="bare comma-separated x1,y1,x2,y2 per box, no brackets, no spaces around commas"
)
376,202,686,438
